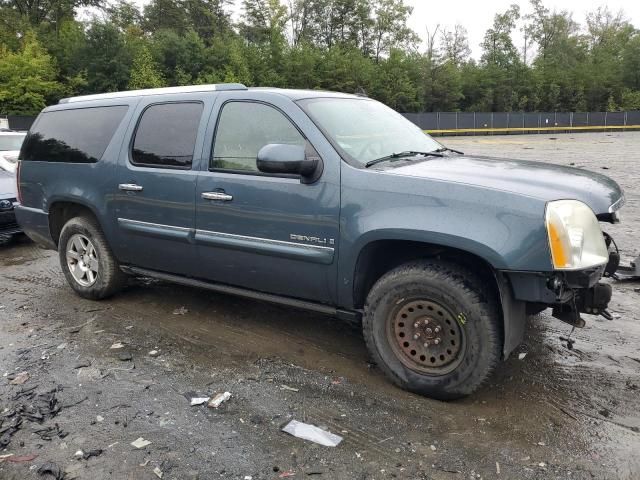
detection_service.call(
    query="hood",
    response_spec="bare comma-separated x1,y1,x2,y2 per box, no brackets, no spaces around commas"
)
385,154,624,216
0,167,16,198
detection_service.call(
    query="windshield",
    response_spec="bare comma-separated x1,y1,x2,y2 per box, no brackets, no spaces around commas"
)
299,97,442,166
0,133,26,151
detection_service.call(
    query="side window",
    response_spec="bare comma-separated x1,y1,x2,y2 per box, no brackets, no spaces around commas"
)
132,102,203,168
211,102,305,173
20,106,128,163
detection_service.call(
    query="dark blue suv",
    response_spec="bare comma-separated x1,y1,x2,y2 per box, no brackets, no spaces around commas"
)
15,84,625,399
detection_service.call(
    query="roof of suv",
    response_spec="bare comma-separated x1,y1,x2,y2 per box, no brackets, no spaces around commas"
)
59,84,362,104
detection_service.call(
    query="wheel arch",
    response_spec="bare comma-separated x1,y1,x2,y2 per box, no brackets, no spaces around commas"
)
349,235,526,359
48,199,102,247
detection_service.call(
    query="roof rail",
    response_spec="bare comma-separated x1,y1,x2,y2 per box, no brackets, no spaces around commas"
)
59,83,248,104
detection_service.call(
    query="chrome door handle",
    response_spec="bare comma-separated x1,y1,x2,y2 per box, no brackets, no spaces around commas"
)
119,183,143,192
202,192,233,202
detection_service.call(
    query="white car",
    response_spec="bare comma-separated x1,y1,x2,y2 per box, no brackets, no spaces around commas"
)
0,131,26,173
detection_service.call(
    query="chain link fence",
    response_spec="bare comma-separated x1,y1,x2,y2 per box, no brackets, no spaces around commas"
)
403,111,640,134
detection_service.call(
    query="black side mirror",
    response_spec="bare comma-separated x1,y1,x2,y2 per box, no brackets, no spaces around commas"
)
257,144,319,179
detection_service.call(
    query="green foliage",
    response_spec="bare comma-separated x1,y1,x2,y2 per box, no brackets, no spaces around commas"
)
128,46,165,89
1,0,640,115
0,34,63,114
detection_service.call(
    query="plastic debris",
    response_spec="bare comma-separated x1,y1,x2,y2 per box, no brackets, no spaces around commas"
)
37,462,64,479
518,352,527,360
6,454,38,463
190,397,210,406
208,392,231,408
149,350,160,357
279,472,295,478
282,420,343,447
9,371,29,385
131,437,152,449
74,450,84,458
153,466,163,478
110,342,124,349
173,306,188,315
280,385,299,392
96,415,104,422
430,445,437,451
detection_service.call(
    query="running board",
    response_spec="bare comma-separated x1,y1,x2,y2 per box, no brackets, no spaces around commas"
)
121,266,361,322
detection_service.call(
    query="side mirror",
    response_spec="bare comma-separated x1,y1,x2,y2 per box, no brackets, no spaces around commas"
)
257,144,319,178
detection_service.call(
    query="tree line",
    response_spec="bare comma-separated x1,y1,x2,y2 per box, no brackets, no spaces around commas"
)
1,0,639,116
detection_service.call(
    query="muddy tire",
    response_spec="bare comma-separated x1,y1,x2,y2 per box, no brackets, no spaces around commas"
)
363,260,501,400
58,216,126,300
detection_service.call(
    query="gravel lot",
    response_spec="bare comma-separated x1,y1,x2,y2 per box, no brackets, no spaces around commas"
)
1,132,639,480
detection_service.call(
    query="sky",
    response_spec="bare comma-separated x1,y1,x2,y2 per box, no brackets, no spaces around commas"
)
405,0,640,58
126,0,640,59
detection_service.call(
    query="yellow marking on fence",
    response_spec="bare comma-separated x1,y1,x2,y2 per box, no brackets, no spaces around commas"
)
425,125,640,134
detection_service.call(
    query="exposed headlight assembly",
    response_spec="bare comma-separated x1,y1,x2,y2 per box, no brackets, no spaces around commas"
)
545,200,608,270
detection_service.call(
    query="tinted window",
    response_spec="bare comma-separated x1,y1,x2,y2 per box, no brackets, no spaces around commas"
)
20,106,128,163
212,102,305,172
132,102,203,168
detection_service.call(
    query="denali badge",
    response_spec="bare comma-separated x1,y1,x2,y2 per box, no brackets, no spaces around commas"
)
290,234,335,246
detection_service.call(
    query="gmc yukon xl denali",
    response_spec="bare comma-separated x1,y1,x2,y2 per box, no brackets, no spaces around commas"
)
15,84,625,399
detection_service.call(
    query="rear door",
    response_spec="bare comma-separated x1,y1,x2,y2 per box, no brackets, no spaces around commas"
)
114,94,212,276
194,92,341,303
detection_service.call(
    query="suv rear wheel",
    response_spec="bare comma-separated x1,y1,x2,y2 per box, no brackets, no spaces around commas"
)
58,216,126,300
363,260,501,400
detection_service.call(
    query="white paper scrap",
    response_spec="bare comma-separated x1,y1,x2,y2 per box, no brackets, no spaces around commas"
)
282,420,343,447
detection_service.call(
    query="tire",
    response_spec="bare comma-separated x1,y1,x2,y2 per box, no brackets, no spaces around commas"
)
363,260,501,400
58,216,126,300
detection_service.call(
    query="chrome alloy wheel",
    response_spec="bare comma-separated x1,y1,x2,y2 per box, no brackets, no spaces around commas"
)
66,234,99,287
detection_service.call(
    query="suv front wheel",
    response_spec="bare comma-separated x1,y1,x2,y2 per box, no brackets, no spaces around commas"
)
58,216,126,300
363,260,501,400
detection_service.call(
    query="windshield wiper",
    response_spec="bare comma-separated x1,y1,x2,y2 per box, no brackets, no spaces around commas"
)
364,150,444,168
433,146,464,155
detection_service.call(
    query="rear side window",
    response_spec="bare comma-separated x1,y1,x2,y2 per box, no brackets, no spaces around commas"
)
131,102,203,169
20,106,128,163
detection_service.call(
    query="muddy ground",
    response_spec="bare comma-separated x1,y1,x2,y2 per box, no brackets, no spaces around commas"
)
1,132,639,480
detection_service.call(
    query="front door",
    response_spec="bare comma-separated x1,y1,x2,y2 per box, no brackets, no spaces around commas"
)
114,96,210,276
195,92,341,303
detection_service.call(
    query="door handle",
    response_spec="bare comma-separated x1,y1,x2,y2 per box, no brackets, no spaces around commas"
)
119,183,144,192
202,191,233,202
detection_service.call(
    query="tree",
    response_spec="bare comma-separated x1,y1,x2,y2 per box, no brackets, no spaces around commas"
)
371,0,417,62
0,34,63,114
128,45,165,89
441,25,470,67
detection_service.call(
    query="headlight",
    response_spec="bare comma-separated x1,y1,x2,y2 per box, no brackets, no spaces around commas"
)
545,200,608,270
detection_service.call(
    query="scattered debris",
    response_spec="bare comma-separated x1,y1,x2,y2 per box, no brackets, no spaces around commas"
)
77,367,102,382
0,454,14,462
9,371,30,385
430,445,437,451
173,306,189,315
110,342,124,349
518,352,527,360
280,385,299,392
96,415,104,422
7,454,38,463
208,392,231,408
33,424,68,441
82,449,103,460
190,397,210,406
279,471,296,478
282,420,343,447
496,461,500,474
538,462,547,468
140,459,150,467
148,350,160,357
72,361,91,369
131,437,152,449
74,450,84,459
153,466,163,478
118,352,133,361
37,461,65,479
56,343,67,350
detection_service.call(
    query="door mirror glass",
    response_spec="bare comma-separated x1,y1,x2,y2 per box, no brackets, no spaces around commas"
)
257,144,318,177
